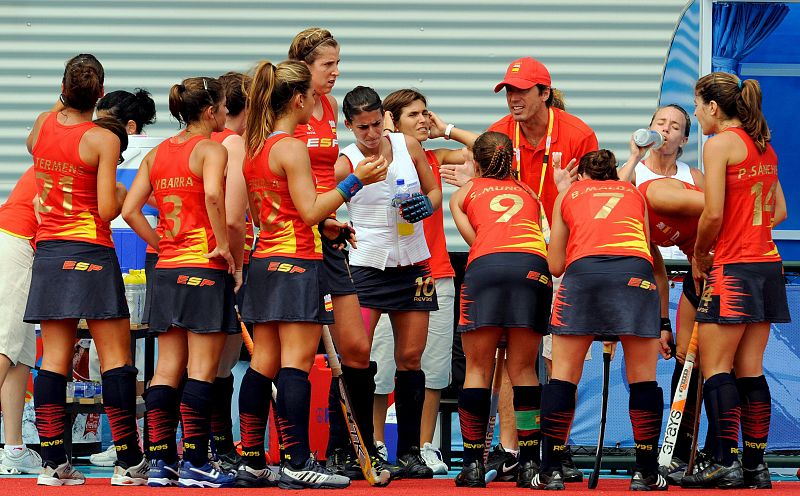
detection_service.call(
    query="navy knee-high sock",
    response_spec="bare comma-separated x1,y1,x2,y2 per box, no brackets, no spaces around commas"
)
341,362,378,455
34,370,68,467
180,378,214,467
238,367,272,470
513,385,542,465
143,384,180,464
210,374,236,455
394,369,425,458
276,367,312,469
458,388,491,465
102,365,143,467
737,375,771,470
325,372,348,457
704,373,740,466
540,379,577,473
629,381,663,474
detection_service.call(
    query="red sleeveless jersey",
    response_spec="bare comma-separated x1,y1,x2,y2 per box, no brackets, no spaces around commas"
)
243,133,322,260
211,127,255,264
295,96,339,193
151,135,227,270
638,178,701,259
463,177,547,266
32,113,113,247
713,128,781,264
0,166,38,245
561,179,651,267
423,150,455,278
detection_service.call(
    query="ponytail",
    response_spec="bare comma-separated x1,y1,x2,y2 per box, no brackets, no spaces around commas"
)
737,78,770,153
61,53,104,111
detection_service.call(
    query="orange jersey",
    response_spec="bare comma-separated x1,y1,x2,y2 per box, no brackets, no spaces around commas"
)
713,128,781,264
0,166,38,245
638,178,700,259
211,127,237,144
463,177,547,266
422,150,455,278
243,133,321,260
32,113,113,247
151,135,227,270
488,108,598,225
211,127,254,264
561,179,651,267
295,96,338,193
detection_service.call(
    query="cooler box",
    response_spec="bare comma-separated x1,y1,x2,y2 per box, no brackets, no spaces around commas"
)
268,354,332,462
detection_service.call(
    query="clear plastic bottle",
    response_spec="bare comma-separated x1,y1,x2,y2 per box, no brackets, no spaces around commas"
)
392,179,414,236
633,129,664,150
123,272,139,324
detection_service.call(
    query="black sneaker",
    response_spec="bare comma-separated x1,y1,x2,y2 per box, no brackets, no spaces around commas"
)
630,470,668,491
680,459,744,489
396,446,434,479
371,454,403,480
664,456,688,485
516,459,539,488
234,463,279,488
743,463,772,489
218,448,242,473
485,443,518,482
455,460,486,488
531,469,565,490
326,447,364,480
278,457,350,490
561,449,583,483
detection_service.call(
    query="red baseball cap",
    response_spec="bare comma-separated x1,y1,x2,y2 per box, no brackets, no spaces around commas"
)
494,57,552,93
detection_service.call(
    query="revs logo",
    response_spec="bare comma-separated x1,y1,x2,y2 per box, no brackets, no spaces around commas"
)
177,275,216,286
62,260,103,272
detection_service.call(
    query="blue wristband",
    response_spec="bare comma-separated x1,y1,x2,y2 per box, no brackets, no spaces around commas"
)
336,173,364,201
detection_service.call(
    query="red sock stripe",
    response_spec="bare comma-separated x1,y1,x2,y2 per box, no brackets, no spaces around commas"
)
719,406,742,442
105,405,138,441
240,412,267,448
35,403,66,439
458,407,487,442
741,401,771,439
629,408,661,441
146,407,176,444
179,403,206,439
543,410,574,443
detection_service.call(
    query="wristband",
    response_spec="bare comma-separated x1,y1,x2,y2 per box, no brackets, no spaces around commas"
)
335,173,364,201
660,317,672,332
444,123,455,140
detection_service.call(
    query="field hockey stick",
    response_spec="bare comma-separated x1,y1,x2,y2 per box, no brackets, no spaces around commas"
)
685,374,704,475
657,282,704,469
588,342,613,490
482,347,506,483
322,326,391,486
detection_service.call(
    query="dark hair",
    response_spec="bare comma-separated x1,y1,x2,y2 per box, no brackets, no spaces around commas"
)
168,77,223,127
383,89,427,126
218,71,252,117
536,84,555,108
245,60,311,157
62,54,104,111
288,27,339,64
93,116,128,164
577,149,619,181
96,89,156,133
473,132,514,180
695,72,770,153
342,86,383,122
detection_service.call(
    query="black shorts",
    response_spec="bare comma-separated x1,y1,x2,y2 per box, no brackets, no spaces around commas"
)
24,240,129,322
458,253,552,334
350,263,438,312
696,262,790,324
235,262,250,309
241,256,333,324
681,270,700,309
549,256,660,338
148,267,239,334
141,252,158,325
323,238,357,296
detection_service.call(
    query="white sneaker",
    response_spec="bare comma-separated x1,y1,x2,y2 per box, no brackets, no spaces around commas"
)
0,446,43,474
421,442,449,475
376,441,389,462
111,456,149,486
90,444,117,467
37,461,86,486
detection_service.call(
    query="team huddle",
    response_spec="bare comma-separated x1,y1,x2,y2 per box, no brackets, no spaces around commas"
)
0,26,791,492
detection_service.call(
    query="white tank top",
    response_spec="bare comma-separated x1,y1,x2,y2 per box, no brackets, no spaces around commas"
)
341,133,430,269
634,160,695,186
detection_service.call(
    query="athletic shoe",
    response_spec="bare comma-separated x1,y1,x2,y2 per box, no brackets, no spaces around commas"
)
178,459,236,488
630,470,668,491
278,456,350,489
37,461,86,486
147,459,180,487
0,446,42,474
396,446,434,478
455,460,486,488
531,469,565,490
326,447,364,480
376,440,389,461
218,447,242,473
680,459,744,489
90,444,118,467
664,456,688,485
516,459,539,488
420,442,449,475
111,457,149,486
235,463,279,488
743,463,772,489
561,448,583,483
485,443,519,482
371,453,403,480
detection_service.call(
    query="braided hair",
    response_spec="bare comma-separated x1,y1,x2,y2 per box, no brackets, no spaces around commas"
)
473,131,514,179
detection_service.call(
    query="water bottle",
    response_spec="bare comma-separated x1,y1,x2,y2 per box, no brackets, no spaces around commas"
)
633,129,664,150
131,269,146,325
392,179,414,236
123,272,140,324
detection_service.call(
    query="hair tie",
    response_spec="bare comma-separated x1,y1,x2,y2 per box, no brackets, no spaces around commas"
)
496,144,505,151
737,79,743,90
